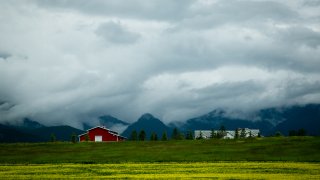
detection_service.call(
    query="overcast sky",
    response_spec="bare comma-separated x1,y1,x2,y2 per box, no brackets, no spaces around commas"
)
1,0,320,128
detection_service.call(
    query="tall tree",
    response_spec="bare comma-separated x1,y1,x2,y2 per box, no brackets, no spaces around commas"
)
185,130,193,140
297,129,306,136
240,128,246,138
71,133,77,143
172,128,180,140
150,132,157,141
50,133,56,142
235,129,239,139
275,131,282,137
84,133,89,141
139,130,146,141
197,131,204,140
154,133,158,141
218,125,226,139
130,130,138,141
210,129,215,139
289,130,297,136
161,131,168,141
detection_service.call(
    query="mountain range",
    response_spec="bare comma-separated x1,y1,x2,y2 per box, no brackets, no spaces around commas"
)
173,104,320,136
0,118,85,143
0,104,319,142
174,109,275,135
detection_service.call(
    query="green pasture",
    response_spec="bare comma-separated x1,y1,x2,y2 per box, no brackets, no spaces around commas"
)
0,137,319,163
0,162,319,179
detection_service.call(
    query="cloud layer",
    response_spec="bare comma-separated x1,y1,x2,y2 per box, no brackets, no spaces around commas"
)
1,0,320,127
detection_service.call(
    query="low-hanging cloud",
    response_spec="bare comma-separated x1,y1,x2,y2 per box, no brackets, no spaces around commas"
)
0,0,320,128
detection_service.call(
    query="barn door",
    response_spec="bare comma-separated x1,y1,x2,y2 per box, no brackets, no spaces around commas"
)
95,136,102,142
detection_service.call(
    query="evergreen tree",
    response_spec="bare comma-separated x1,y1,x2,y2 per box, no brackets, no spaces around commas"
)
235,129,239,139
161,131,168,141
210,129,215,139
289,130,297,136
50,133,56,142
130,130,138,141
197,130,204,140
240,128,246,138
150,132,154,141
139,130,146,141
218,125,226,139
297,129,306,136
275,131,282,137
257,132,261,138
154,133,158,141
172,128,180,140
185,130,193,140
84,133,90,141
150,132,157,141
71,133,77,143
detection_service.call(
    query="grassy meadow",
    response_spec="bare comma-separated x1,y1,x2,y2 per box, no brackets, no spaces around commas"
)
0,137,320,179
0,137,319,163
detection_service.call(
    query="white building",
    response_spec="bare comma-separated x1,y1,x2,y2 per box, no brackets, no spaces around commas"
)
194,130,212,139
194,128,260,139
236,128,260,138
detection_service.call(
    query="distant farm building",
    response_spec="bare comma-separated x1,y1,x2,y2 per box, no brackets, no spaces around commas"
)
194,128,260,139
79,126,127,142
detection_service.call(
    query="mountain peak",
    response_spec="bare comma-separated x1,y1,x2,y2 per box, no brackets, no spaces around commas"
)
99,115,129,126
122,113,172,139
22,118,45,129
139,113,155,120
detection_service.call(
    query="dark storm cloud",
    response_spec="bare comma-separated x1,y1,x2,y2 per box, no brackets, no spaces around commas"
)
0,0,320,127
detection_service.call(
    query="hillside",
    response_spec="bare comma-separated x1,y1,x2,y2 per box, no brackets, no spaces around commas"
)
274,104,320,135
0,124,43,143
0,121,85,143
30,126,85,142
170,104,320,136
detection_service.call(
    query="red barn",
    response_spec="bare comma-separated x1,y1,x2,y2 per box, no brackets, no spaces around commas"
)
78,126,127,142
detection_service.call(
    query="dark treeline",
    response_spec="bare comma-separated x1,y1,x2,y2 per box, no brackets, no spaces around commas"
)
129,128,194,141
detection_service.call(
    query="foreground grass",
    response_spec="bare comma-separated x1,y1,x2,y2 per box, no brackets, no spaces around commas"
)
0,162,319,179
0,137,319,164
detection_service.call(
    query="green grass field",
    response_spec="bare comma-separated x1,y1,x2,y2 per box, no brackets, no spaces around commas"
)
1,137,320,179
0,137,319,163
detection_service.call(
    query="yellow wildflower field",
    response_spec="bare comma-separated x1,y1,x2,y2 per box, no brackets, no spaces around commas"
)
0,162,319,179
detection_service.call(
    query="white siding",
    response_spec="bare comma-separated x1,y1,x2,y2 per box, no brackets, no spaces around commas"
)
195,128,260,139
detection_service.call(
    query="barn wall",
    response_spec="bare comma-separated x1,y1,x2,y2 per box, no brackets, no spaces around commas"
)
88,127,118,141
79,135,86,141
79,127,126,142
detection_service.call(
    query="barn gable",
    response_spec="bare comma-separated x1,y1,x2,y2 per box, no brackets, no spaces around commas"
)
79,126,127,142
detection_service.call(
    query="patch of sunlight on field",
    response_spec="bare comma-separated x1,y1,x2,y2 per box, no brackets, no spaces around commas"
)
0,162,319,179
